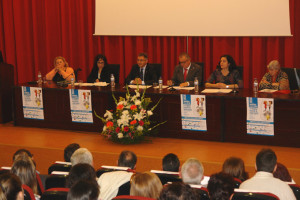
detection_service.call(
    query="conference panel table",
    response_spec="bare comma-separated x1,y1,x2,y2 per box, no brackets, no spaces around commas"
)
13,82,300,147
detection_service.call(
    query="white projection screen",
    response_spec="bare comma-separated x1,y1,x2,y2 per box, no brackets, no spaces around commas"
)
94,0,291,37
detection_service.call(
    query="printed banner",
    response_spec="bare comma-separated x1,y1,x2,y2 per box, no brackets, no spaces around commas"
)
247,97,274,136
181,94,207,131
69,89,93,123
21,86,44,120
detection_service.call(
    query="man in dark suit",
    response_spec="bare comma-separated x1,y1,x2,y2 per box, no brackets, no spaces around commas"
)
167,52,202,87
125,53,157,85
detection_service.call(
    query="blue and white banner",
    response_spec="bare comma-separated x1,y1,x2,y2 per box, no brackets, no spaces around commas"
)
246,97,274,136
181,94,207,131
21,86,44,120
69,89,93,123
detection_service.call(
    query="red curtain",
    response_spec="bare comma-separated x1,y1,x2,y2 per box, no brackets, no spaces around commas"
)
0,0,299,88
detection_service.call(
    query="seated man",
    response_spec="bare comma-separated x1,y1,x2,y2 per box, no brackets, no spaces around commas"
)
239,148,296,200
180,158,204,186
70,148,93,166
168,52,202,87
125,53,157,85
162,153,180,172
64,143,80,162
98,150,137,200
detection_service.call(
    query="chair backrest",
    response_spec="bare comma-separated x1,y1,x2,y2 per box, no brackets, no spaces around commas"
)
194,62,204,86
153,173,182,185
45,175,67,190
48,163,72,175
232,192,280,200
41,188,69,200
73,68,82,82
151,63,162,80
36,172,45,194
236,66,244,80
116,181,131,196
233,177,242,188
109,64,120,84
281,67,299,90
113,195,156,200
22,184,36,200
289,184,300,200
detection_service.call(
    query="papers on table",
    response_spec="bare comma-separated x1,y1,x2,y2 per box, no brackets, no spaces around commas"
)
127,85,152,89
259,89,277,93
172,86,195,90
101,165,129,170
73,82,109,86
153,85,169,89
201,89,232,93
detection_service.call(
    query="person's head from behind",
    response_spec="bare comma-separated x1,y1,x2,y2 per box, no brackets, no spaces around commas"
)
13,149,33,162
137,53,148,68
162,153,180,172
11,155,37,194
130,171,162,199
178,52,191,70
256,148,277,173
67,163,97,188
273,162,292,182
217,55,237,72
70,148,93,166
118,150,137,170
0,173,24,200
207,172,235,200
222,157,248,181
180,158,204,185
267,60,280,77
67,180,99,200
93,54,108,70
64,143,80,162
158,182,198,200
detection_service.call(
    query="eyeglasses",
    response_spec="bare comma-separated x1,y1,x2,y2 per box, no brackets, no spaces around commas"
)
137,59,146,62
98,61,105,64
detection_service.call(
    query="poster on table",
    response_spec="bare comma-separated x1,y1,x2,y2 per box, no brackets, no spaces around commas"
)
246,97,274,136
69,89,93,123
21,86,44,120
180,94,207,131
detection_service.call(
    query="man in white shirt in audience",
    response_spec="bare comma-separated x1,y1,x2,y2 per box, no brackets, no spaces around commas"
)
239,148,296,200
180,158,205,187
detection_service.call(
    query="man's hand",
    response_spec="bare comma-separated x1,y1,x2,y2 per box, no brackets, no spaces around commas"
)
179,82,189,87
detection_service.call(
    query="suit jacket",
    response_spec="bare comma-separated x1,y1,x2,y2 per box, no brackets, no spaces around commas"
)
171,63,202,86
125,64,157,85
87,66,110,83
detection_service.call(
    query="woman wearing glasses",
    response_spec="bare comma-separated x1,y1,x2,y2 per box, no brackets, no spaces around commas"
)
87,54,110,83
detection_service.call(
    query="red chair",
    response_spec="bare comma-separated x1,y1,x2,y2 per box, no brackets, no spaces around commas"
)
232,191,280,200
36,172,45,194
41,188,69,200
289,184,300,200
113,195,156,200
22,184,36,200
233,177,242,188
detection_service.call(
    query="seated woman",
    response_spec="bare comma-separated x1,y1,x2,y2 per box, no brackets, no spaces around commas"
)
87,54,110,83
0,173,24,200
205,55,243,89
259,60,290,90
46,56,74,82
222,157,249,182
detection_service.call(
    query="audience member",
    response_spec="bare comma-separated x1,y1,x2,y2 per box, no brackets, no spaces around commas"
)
87,54,111,83
162,153,180,172
12,149,33,162
70,148,93,166
98,150,137,200
0,173,24,200
158,182,199,200
239,148,296,200
67,180,99,200
167,52,202,87
207,172,235,200
222,157,249,181
64,143,80,162
66,163,97,188
180,158,204,186
273,162,295,183
125,53,157,85
46,56,75,82
130,171,163,199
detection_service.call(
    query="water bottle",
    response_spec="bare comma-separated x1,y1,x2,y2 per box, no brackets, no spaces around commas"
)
37,71,42,85
194,77,199,93
253,78,258,93
110,74,115,88
70,76,75,87
158,77,163,90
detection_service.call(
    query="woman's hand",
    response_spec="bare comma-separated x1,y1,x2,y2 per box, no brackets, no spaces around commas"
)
216,83,227,88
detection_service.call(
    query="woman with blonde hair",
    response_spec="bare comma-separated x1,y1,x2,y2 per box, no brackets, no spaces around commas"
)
46,56,75,82
130,171,163,199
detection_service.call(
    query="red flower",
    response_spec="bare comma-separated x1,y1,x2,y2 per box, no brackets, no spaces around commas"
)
124,126,129,132
106,121,113,127
130,105,137,110
117,104,124,110
130,120,137,125
129,132,132,137
139,120,144,126
116,127,120,133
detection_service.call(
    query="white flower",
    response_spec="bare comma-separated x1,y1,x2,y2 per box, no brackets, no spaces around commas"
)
137,125,143,131
133,112,145,121
135,90,140,97
118,133,124,138
131,95,137,102
122,110,129,115
103,126,107,132
147,110,153,116
134,100,141,106
104,110,113,120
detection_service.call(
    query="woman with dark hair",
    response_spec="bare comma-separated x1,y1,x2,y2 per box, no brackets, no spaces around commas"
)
207,172,235,200
158,182,198,200
222,157,249,182
205,55,243,89
87,54,110,83
273,162,295,183
67,180,99,200
0,173,24,200
66,163,97,188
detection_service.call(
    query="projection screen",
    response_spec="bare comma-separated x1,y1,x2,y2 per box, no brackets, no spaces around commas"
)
94,0,291,36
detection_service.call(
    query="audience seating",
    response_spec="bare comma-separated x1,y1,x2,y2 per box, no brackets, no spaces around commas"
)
232,191,279,200
150,170,182,185
22,184,36,200
233,177,242,188
113,195,156,200
41,188,69,200
289,184,300,200
45,175,67,189
48,163,71,175
96,165,131,177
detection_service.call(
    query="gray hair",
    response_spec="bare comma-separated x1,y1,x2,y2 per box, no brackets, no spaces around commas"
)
70,148,93,166
181,158,204,185
267,60,280,70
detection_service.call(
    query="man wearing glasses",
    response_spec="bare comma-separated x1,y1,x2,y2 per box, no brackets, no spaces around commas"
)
167,52,202,87
125,52,157,85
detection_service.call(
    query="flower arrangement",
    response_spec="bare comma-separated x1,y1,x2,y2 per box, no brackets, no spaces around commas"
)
95,86,165,144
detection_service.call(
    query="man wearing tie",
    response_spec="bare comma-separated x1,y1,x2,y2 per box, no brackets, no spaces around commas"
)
125,53,157,85
167,52,202,87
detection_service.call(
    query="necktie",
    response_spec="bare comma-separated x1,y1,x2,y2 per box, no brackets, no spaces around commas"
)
140,68,144,80
184,68,188,82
